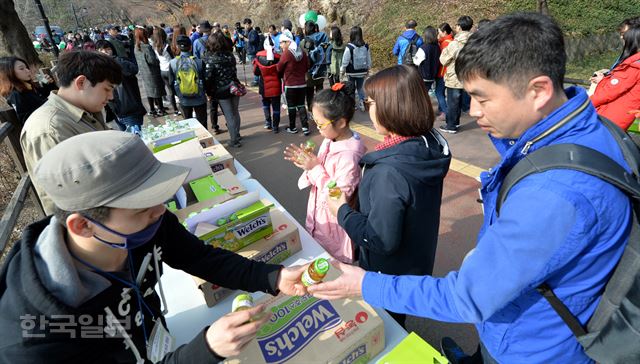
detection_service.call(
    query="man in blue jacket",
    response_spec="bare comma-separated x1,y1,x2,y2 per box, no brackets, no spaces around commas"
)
392,20,423,65
243,18,261,86
310,12,632,364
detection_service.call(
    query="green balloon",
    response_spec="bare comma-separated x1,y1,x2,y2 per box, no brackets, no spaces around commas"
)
304,10,318,23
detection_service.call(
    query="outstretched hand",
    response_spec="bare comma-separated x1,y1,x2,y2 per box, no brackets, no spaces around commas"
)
276,265,308,297
306,259,366,300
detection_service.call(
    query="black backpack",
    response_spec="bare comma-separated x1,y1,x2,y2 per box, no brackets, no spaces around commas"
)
497,117,640,364
401,34,419,66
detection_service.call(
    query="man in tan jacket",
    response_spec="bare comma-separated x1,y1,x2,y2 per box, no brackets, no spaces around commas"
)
439,16,473,134
20,51,122,214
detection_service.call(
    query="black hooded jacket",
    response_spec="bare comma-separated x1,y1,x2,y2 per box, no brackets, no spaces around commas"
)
337,131,451,276
109,56,147,119
0,212,281,363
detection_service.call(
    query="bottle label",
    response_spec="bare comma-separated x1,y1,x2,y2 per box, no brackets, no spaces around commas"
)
301,269,320,287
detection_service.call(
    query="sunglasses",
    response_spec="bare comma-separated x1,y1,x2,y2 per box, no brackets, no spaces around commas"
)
363,99,375,112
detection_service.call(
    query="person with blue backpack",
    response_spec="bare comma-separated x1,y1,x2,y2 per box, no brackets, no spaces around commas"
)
308,12,637,364
300,20,330,123
392,20,423,65
169,35,207,128
341,26,371,112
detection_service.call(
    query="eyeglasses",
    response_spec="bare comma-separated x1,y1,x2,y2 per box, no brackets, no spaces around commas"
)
315,118,334,130
363,99,375,112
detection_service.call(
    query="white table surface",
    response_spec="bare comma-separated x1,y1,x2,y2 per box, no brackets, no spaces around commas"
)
160,180,408,362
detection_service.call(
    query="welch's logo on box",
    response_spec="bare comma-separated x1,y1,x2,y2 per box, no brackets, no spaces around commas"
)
233,214,269,239
257,295,341,363
255,242,289,264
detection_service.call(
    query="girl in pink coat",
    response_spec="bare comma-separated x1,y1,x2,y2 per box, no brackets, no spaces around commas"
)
284,82,366,263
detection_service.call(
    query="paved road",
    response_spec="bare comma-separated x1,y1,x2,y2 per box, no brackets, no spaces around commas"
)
147,70,502,353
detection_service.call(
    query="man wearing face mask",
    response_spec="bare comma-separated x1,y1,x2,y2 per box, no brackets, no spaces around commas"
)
0,131,308,363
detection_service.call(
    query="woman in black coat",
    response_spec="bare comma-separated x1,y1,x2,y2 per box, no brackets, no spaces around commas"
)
328,65,451,327
0,56,57,125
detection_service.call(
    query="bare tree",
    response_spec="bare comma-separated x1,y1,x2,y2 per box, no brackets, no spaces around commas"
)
0,0,42,66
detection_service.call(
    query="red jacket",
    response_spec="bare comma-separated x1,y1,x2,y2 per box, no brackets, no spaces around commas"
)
276,48,308,87
253,51,281,98
591,52,640,130
437,34,454,78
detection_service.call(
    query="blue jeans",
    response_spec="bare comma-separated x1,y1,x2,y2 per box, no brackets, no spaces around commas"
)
446,87,463,128
462,90,471,113
246,55,259,84
348,76,365,101
116,115,143,131
219,96,242,144
435,77,447,114
262,96,281,128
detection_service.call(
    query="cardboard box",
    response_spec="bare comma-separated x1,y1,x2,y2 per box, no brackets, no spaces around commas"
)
154,139,212,184
185,118,215,148
224,271,385,364
193,125,214,148
193,210,302,307
190,175,229,202
173,169,246,221
194,199,274,251
202,144,237,174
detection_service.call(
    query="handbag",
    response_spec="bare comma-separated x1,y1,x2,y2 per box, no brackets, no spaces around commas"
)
229,81,247,97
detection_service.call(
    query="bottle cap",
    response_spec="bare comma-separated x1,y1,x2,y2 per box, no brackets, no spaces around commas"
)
327,181,337,189
229,213,238,221
216,217,228,226
305,140,316,148
314,258,330,274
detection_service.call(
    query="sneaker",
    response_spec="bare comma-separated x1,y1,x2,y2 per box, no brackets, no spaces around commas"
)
227,141,242,148
302,127,310,136
273,126,279,134
213,128,226,135
436,113,446,122
358,100,365,112
264,123,272,130
173,110,182,116
439,124,458,134
287,127,298,134
440,337,467,364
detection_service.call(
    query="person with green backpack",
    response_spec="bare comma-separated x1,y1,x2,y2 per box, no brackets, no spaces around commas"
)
169,35,207,128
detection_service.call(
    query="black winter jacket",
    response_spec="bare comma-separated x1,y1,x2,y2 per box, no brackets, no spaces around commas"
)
338,132,451,276
0,212,282,363
417,43,440,82
109,56,146,119
7,82,57,125
203,51,239,100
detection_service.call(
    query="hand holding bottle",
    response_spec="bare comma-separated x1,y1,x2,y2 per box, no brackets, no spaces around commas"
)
284,143,320,171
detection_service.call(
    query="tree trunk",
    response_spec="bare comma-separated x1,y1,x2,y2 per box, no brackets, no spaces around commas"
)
537,0,550,15
0,0,42,66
